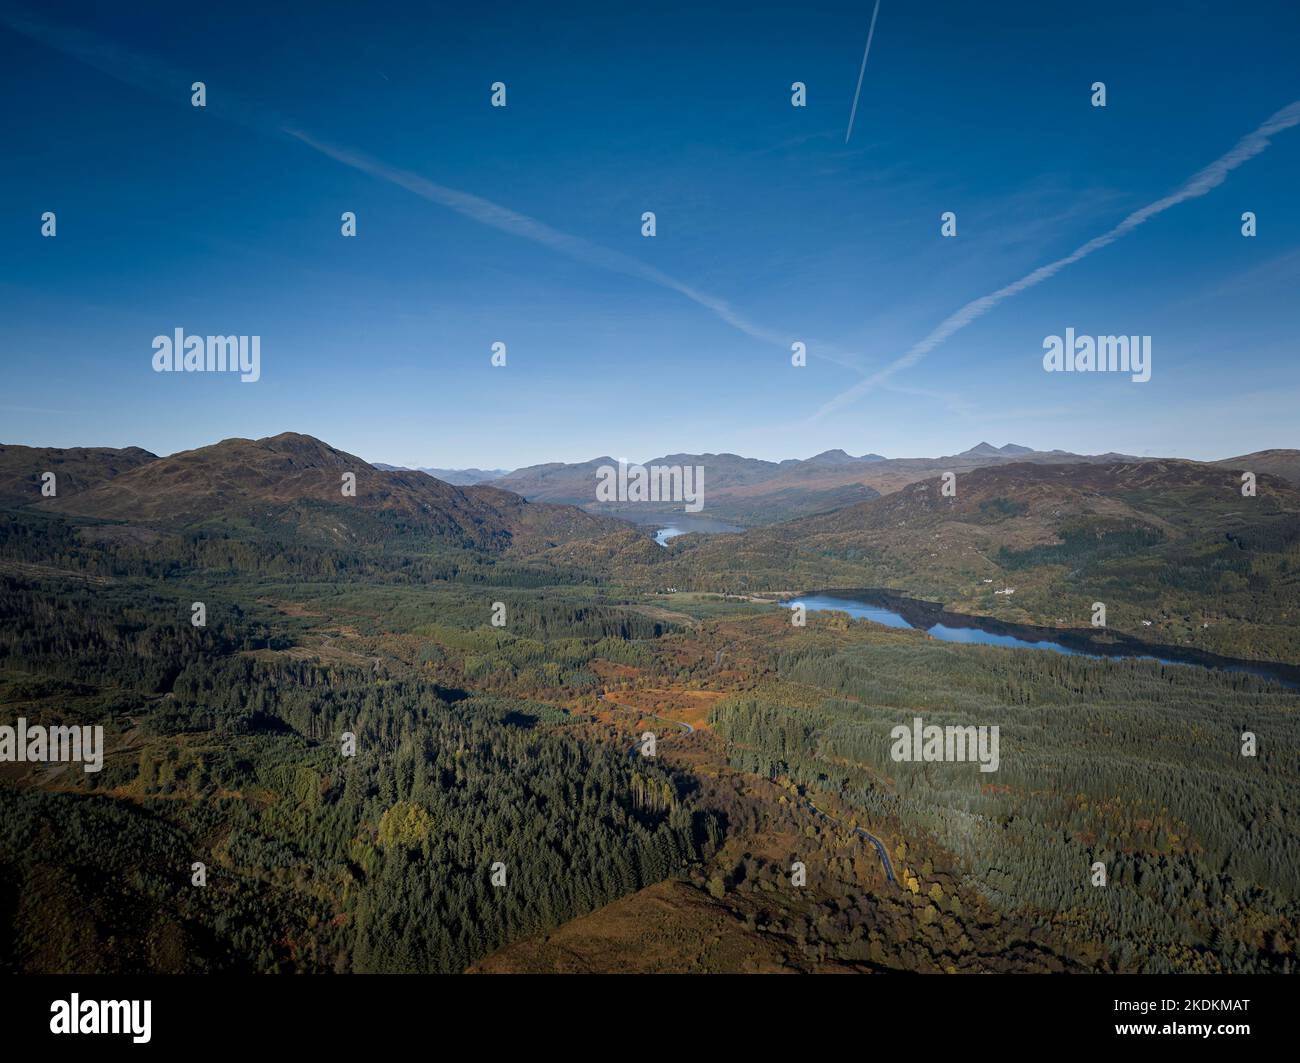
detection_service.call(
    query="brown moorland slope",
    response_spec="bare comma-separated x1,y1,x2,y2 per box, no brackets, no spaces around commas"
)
37,431,626,554
0,443,157,509
1211,449,1300,486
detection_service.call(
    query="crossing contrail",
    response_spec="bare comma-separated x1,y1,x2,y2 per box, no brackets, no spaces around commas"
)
814,98,1300,419
0,3,869,376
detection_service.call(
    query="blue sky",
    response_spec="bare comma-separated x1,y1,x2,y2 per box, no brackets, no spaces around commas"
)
2,0,1298,468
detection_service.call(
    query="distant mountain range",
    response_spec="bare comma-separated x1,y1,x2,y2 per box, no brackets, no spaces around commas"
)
453,442,1162,524
960,442,1035,457
11,439,1296,534
374,463,511,486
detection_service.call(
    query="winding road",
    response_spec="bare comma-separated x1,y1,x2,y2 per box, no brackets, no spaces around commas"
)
802,797,897,885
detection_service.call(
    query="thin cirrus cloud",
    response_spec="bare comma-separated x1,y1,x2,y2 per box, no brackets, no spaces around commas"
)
1,3,870,378
812,98,1300,421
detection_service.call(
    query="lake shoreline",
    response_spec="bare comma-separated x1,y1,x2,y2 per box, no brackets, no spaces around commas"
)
788,587,1300,688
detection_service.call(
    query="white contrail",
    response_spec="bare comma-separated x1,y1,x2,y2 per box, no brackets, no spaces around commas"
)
284,130,873,374
814,98,1300,419
845,0,882,144
282,128,811,356
1,4,869,373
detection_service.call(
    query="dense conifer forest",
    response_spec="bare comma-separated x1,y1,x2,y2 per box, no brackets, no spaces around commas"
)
2,474,1297,972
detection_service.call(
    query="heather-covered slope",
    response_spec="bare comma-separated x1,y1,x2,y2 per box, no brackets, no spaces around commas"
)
37,432,624,555
0,443,157,509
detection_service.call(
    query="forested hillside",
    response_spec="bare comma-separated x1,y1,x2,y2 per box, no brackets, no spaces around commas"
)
0,563,717,973
3,436,1297,974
